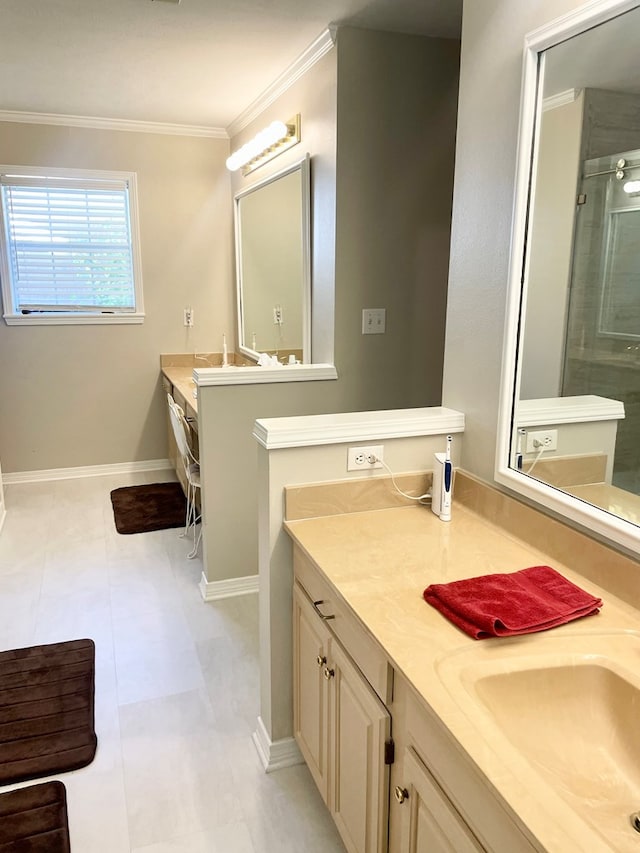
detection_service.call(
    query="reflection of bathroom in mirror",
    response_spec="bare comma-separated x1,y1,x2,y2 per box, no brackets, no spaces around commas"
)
508,2,640,533
234,154,310,363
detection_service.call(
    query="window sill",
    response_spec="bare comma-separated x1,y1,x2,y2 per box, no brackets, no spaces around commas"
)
3,312,145,326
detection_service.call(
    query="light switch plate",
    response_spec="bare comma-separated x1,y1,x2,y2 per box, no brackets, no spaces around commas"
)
362,308,386,334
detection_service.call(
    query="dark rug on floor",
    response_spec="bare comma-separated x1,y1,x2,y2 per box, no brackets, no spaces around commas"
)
0,639,97,787
110,481,186,534
0,781,70,852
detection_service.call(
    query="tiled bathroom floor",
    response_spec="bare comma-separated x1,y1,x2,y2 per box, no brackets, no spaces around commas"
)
0,472,345,852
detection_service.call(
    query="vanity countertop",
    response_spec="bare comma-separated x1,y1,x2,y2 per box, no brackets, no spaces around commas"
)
162,366,198,415
285,502,640,853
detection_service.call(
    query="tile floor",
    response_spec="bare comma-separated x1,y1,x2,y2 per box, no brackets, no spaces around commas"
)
0,471,345,852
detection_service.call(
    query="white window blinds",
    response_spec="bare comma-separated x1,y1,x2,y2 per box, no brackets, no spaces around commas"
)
1,174,136,313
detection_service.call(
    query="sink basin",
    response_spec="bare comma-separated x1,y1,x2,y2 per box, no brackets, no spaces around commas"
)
437,632,640,850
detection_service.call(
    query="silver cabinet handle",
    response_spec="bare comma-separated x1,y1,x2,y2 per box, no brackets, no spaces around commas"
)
316,654,327,667
323,666,335,681
313,600,335,620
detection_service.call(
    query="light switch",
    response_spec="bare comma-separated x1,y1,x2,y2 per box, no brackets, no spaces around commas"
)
362,308,386,334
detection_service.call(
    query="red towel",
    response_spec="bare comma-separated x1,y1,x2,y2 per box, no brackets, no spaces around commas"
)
423,565,602,639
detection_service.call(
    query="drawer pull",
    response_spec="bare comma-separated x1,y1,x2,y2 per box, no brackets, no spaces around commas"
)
323,666,335,681
313,600,335,621
394,786,409,804
316,654,327,667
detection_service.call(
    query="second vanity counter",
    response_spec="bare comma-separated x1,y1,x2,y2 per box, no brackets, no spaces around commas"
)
285,500,640,853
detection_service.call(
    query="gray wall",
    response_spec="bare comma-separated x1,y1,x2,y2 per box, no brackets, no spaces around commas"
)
442,0,589,483
202,28,460,584
334,28,459,409
0,125,233,473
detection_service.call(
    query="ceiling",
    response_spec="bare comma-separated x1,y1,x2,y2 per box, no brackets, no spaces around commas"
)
0,0,461,133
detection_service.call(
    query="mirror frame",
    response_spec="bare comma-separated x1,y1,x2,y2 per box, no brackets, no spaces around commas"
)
234,154,311,363
495,0,640,554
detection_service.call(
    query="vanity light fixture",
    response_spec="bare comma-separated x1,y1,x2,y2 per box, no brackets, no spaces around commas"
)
226,115,301,176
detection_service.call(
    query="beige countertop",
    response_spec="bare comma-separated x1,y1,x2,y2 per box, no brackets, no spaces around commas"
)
285,502,640,852
162,366,198,415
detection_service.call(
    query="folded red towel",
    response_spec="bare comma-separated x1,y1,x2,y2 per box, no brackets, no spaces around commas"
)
423,565,602,639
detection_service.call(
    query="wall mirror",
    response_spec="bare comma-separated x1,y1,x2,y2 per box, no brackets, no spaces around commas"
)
496,0,640,553
234,154,311,363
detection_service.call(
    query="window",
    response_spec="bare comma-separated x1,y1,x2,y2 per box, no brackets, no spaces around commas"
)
0,167,144,324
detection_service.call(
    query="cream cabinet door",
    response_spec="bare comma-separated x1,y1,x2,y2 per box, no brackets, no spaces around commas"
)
397,748,483,853
293,583,331,800
328,637,391,853
293,582,391,853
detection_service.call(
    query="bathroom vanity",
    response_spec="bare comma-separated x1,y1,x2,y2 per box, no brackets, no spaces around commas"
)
286,473,640,853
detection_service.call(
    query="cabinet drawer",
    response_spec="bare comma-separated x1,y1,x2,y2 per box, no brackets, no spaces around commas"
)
294,546,393,705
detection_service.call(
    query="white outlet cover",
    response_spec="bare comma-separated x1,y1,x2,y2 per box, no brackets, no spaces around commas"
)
362,308,386,334
347,444,384,471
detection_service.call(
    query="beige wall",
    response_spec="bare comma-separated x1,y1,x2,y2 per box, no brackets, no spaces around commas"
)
442,0,589,484
0,123,233,473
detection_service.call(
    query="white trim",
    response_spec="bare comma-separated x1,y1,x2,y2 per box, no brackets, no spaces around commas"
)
518,395,625,426
252,715,303,773
195,363,337,387
0,110,228,139
227,29,335,138
3,459,173,484
495,0,640,556
0,506,5,536
254,406,465,450
198,573,259,601
3,313,145,325
542,88,580,112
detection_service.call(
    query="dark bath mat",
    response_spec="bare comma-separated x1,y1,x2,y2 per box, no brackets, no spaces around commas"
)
0,639,97,786
0,780,71,852
110,481,186,534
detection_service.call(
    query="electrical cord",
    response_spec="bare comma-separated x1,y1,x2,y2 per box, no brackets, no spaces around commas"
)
525,443,545,474
370,455,432,504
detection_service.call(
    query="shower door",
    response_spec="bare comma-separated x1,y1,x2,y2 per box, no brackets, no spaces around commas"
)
562,149,640,492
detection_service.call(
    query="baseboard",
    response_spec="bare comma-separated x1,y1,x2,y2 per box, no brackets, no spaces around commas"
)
252,715,303,773
199,572,259,601
3,459,173,484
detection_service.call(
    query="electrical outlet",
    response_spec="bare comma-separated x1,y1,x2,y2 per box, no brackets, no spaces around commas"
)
273,305,283,325
183,307,194,327
347,445,384,471
525,429,558,453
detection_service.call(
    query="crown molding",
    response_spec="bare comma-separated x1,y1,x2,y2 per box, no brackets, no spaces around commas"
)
227,28,336,139
542,88,580,112
517,395,625,427
0,110,228,138
253,406,465,450
194,363,337,387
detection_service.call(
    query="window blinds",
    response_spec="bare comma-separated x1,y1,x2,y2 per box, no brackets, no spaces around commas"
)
1,176,136,312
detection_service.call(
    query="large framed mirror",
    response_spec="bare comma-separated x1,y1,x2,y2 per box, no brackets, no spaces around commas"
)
496,0,640,553
234,154,311,363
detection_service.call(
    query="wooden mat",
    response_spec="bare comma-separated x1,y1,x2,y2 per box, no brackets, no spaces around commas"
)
110,482,186,534
0,639,96,786
0,781,70,852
